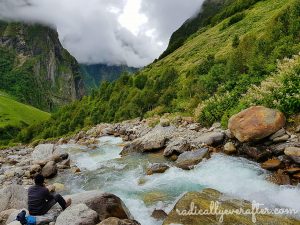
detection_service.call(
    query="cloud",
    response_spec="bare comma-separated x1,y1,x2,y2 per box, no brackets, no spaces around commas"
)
0,0,205,67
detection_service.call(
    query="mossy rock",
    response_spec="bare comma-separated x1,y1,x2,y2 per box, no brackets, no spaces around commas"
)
163,188,299,225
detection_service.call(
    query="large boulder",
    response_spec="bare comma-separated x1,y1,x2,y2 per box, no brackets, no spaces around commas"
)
121,126,176,155
163,188,299,225
192,132,224,146
175,148,208,170
0,209,17,225
31,144,54,161
0,185,27,212
55,204,98,225
65,191,132,221
97,217,140,225
6,222,21,225
163,138,190,157
228,106,286,142
41,161,57,178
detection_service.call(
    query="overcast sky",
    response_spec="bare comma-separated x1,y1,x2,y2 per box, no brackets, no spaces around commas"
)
0,0,205,67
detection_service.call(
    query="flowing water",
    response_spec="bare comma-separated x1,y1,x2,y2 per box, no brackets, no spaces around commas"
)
53,136,300,225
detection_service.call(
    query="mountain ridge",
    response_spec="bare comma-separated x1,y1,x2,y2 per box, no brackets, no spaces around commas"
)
0,21,85,111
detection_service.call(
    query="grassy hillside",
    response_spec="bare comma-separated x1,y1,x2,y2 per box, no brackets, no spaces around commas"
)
0,92,50,127
0,92,50,145
7,0,300,143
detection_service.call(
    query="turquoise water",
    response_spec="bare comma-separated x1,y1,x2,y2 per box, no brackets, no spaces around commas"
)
54,136,300,225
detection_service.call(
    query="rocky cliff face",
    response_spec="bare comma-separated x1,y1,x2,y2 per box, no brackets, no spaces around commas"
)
0,21,85,111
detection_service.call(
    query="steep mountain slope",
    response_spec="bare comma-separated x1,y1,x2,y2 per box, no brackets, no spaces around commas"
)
159,0,262,60
80,64,138,91
11,0,300,142
0,21,85,111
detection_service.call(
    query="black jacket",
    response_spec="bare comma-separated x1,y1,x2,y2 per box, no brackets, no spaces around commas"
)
28,185,54,215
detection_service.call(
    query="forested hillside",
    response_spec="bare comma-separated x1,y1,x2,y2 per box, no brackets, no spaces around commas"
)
0,21,85,111
7,0,300,144
80,64,138,91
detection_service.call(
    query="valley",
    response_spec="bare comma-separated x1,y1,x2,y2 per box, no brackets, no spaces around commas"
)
0,0,299,224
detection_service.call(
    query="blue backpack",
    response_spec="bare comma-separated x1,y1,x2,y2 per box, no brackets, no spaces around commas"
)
16,210,36,225
26,216,36,225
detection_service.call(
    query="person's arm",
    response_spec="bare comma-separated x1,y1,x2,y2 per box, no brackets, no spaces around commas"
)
43,187,54,201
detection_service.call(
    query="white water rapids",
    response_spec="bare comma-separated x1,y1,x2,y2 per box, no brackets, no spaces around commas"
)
53,136,300,225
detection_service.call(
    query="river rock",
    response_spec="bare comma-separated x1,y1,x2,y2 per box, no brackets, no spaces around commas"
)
273,135,289,143
71,166,81,174
32,144,54,161
175,148,208,170
269,128,286,140
30,164,42,175
151,209,168,220
0,209,17,225
163,188,299,225
163,138,190,157
121,126,175,155
228,106,286,142
269,142,300,156
0,185,27,212
223,142,236,154
261,158,283,170
65,191,132,221
146,163,169,175
41,161,57,178
53,183,65,192
284,147,300,163
160,118,170,127
4,170,15,178
284,168,300,175
239,144,270,162
268,169,291,185
7,222,21,225
192,132,224,146
97,217,140,225
55,204,99,225
58,158,71,169
14,168,24,178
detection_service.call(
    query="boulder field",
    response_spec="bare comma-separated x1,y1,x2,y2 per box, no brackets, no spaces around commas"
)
0,106,300,224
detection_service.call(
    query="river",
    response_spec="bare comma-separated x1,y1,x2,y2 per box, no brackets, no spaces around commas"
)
52,136,300,225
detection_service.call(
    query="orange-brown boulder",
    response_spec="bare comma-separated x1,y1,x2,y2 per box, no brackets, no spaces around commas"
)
228,106,285,142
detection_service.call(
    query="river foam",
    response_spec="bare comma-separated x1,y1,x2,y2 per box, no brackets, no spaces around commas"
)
56,136,300,225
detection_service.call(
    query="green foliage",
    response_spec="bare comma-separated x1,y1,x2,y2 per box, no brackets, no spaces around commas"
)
198,0,300,127
221,12,245,30
80,64,138,92
232,35,240,48
160,0,263,59
5,0,300,145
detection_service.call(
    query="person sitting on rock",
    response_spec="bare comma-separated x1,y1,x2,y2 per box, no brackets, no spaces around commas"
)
28,174,71,216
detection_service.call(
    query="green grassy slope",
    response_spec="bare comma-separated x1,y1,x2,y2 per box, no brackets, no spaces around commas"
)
0,92,50,128
7,0,300,143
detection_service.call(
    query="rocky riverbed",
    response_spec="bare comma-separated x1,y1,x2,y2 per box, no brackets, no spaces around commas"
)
1,106,300,225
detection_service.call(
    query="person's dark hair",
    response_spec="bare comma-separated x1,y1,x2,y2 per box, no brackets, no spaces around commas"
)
34,174,45,185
